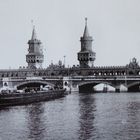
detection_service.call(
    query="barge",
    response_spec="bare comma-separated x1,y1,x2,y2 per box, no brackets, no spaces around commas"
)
0,89,66,107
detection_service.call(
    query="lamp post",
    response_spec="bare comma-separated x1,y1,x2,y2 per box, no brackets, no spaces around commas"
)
63,55,66,68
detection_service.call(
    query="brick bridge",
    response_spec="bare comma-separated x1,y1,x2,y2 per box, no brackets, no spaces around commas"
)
63,75,140,92
0,58,140,93
1,75,140,93
0,76,63,91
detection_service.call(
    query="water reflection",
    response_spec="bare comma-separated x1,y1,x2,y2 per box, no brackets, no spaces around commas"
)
26,103,46,140
78,93,96,140
1,93,140,139
125,99,140,139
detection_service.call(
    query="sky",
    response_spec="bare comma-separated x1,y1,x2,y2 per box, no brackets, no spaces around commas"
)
0,0,140,68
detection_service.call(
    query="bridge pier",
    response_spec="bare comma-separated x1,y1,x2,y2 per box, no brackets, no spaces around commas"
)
2,78,14,89
115,87,120,93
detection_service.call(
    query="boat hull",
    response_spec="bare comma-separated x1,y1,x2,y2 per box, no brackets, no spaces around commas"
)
0,90,66,107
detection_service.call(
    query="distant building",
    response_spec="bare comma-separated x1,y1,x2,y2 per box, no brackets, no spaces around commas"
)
78,18,96,68
26,26,44,69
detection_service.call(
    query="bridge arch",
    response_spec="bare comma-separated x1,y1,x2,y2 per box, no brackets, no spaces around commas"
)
15,81,55,90
127,81,140,92
127,81,140,88
78,81,115,93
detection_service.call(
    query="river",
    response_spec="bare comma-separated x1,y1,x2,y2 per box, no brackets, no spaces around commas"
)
0,92,140,140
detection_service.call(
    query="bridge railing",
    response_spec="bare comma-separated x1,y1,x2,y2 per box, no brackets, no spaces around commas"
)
70,75,140,80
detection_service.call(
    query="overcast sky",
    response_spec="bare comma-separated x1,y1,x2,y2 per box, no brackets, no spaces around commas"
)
0,0,140,68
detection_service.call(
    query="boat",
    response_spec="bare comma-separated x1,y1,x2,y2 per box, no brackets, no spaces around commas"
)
0,88,66,107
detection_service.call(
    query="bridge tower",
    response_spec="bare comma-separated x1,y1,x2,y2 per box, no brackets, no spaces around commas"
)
78,18,96,68
26,26,44,69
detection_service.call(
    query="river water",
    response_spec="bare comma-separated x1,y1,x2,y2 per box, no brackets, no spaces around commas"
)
0,92,140,140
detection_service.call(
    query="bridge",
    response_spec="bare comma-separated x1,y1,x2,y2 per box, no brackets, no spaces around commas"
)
0,76,63,92
0,57,140,93
1,73,140,93
63,75,140,93
0,21,140,93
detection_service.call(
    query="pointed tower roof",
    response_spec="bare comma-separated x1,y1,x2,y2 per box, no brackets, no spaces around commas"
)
31,25,37,40
83,17,89,37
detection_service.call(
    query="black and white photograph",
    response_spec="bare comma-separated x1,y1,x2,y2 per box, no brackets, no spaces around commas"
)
0,0,140,140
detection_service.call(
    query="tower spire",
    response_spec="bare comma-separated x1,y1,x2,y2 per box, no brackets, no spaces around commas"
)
78,18,96,68
83,17,89,37
26,23,44,69
85,17,87,26
31,25,37,40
